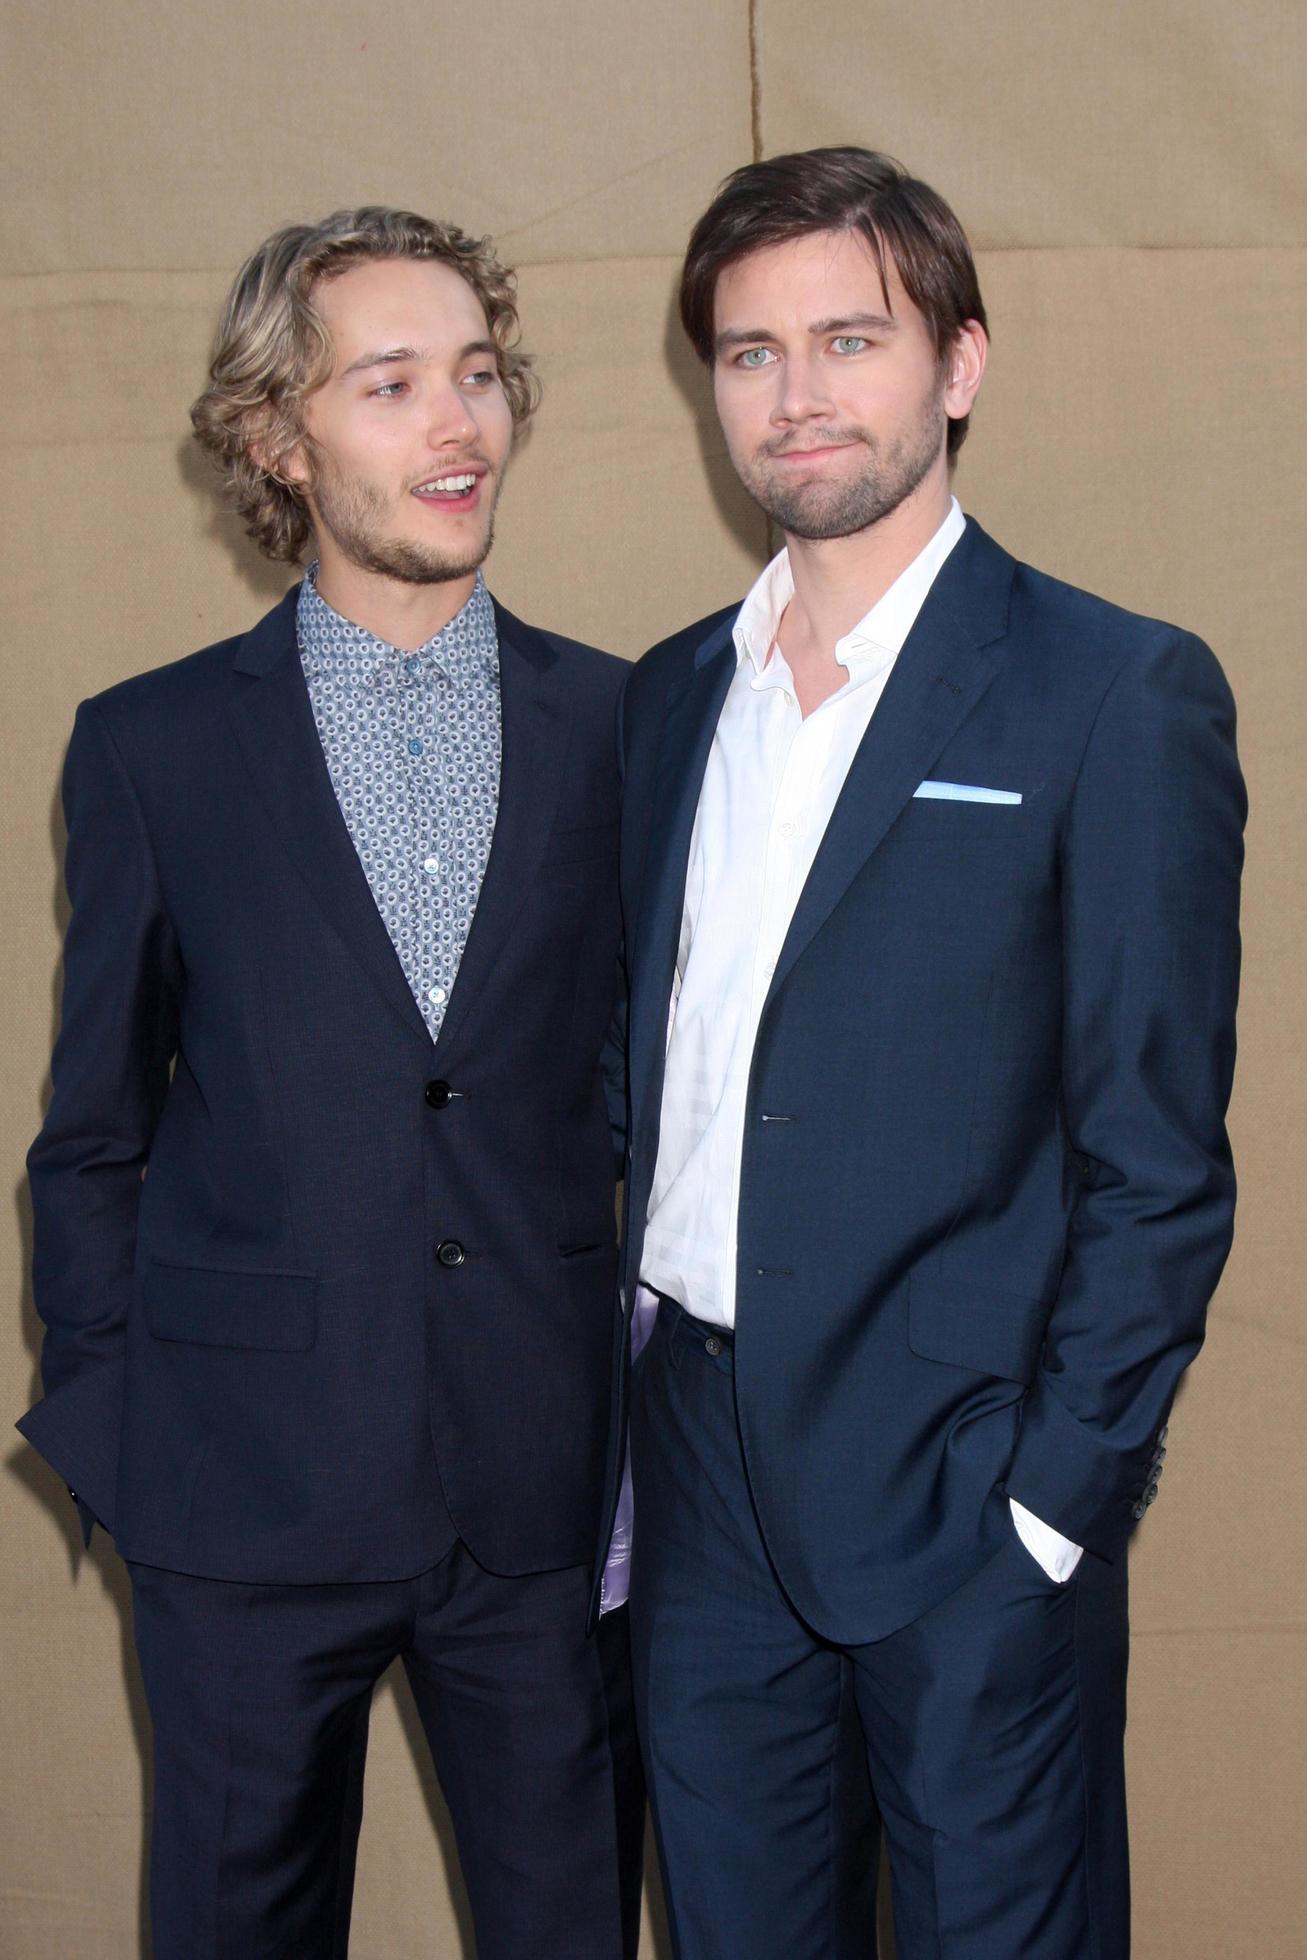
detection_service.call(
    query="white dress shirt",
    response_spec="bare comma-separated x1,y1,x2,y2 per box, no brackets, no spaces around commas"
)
637,497,1082,1586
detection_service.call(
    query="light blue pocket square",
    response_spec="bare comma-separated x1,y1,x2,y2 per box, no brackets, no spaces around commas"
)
913,780,1023,806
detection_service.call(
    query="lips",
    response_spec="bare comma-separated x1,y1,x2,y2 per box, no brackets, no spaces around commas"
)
411,464,486,513
768,442,858,464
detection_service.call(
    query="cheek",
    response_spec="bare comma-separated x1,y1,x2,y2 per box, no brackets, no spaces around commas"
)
713,376,766,455
479,391,515,462
324,414,409,483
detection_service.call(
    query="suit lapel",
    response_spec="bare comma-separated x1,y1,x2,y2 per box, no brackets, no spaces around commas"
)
766,520,1015,1004
228,588,433,1047
628,619,737,1135
429,602,569,1065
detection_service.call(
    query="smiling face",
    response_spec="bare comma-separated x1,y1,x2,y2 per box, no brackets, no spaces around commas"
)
288,255,515,587
711,227,983,543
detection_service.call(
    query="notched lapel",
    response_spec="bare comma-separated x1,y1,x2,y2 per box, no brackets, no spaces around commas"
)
228,590,432,1047
628,627,737,1119
767,524,1015,1004
429,606,570,1064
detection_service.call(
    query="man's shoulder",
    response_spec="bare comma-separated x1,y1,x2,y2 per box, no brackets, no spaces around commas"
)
83,587,298,736
1002,543,1213,677
537,627,628,695
491,601,628,703
627,601,742,706
87,638,240,722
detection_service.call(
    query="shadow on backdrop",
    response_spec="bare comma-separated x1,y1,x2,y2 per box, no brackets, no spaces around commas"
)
661,284,772,577
8,776,157,1955
177,434,294,611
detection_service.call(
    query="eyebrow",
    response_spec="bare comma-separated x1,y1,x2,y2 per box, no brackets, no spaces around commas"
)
340,339,499,377
714,311,898,354
810,312,897,336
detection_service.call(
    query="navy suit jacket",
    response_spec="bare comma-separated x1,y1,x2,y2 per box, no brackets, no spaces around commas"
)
600,518,1244,1644
20,585,626,1584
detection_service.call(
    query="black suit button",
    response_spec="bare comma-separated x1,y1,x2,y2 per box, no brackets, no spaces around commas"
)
425,1080,454,1109
436,1240,466,1268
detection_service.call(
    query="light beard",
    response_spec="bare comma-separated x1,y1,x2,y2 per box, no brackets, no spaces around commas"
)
740,395,947,543
309,456,500,585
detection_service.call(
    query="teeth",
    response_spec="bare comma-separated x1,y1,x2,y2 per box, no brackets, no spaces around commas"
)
416,473,477,494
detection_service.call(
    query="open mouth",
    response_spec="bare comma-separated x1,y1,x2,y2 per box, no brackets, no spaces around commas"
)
411,470,484,511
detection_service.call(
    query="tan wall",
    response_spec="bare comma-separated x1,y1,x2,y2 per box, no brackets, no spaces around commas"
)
2,4,1302,1954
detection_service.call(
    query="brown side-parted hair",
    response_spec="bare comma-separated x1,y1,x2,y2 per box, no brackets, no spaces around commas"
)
191,207,540,564
680,148,987,459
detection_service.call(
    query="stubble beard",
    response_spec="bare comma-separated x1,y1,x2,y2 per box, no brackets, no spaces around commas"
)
309,453,501,585
739,387,948,542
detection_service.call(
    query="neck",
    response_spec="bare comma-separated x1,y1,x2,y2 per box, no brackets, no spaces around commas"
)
782,466,953,656
310,547,478,651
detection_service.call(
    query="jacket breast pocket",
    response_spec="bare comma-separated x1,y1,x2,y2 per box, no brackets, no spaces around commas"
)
144,1261,317,1352
885,796,1035,842
907,1271,1049,1384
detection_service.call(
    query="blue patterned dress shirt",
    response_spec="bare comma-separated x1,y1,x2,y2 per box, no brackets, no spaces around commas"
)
297,565,502,1042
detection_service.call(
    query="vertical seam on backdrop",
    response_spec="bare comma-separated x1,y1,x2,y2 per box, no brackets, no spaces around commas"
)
747,0,777,563
747,1,778,562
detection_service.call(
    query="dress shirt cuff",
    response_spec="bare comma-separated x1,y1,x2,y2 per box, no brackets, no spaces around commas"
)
1009,1497,1084,1583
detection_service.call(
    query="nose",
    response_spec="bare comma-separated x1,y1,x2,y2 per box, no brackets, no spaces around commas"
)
770,352,834,429
426,382,477,451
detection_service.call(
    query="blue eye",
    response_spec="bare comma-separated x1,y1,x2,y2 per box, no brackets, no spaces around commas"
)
832,336,867,355
371,380,406,398
737,347,775,369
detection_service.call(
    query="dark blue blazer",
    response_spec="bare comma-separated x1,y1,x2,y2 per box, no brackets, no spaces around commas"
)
601,518,1244,1644
20,586,626,1584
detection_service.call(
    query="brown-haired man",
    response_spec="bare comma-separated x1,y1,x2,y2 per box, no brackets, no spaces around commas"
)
20,208,641,1959
597,148,1243,1957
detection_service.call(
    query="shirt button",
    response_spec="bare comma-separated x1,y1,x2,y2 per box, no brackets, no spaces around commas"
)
779,819,798,837
428,986,447,1006
436,1240,466,1268
404,655,422,676
408,737,424,757
423,856,440,875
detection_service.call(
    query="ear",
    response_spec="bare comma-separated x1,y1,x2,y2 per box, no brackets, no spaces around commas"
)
276,441,313,495
943,319,988,424
246,408,311,495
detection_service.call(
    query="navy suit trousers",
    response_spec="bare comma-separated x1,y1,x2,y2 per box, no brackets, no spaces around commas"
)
130,1545,643,1959
628,1302,1131,1959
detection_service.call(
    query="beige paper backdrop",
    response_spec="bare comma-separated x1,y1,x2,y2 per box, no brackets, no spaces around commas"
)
2,3,1303,1954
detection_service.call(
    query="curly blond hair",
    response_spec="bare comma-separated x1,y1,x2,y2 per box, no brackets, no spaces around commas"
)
190,207,540,564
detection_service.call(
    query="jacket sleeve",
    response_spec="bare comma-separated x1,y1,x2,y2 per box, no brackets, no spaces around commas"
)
17,699,181,1533
1004,628,1245,1560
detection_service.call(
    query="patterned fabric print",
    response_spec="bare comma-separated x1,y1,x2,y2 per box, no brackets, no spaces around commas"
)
297,566,501,1042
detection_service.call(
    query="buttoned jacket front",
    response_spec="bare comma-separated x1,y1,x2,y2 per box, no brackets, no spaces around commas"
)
598,518,1245,1644
21,585,625,1585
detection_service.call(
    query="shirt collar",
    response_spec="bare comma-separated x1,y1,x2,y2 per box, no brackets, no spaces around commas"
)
732,497,966,684
296,564,498,685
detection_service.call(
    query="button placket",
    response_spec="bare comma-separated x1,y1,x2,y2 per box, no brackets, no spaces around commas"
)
297,569,500,1051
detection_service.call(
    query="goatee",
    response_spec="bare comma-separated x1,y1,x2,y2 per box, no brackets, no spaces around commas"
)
741,397,946,542
309,458,499,585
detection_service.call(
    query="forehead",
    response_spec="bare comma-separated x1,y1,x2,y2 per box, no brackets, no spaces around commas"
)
314,256,489,364
713,227,920,334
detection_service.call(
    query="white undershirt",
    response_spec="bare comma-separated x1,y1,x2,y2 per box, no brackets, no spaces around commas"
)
637,498,1081,1584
